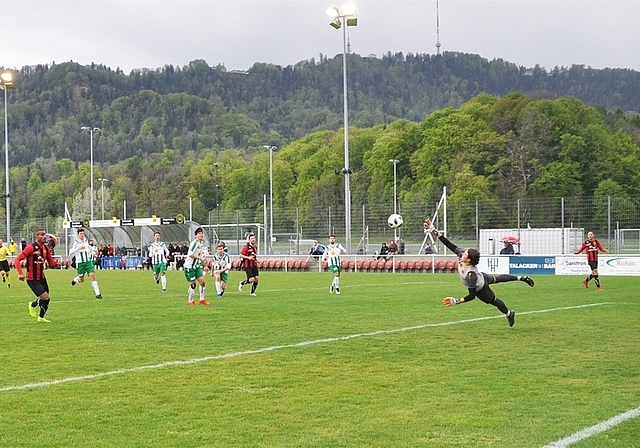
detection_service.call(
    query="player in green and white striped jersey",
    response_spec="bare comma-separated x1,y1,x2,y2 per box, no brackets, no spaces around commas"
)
69,228,103,299
211,242,231,298
321,234,346,295
149,231,170,292
183,227,210,306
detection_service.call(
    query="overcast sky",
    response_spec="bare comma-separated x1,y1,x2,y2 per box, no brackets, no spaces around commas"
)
2,0,640,74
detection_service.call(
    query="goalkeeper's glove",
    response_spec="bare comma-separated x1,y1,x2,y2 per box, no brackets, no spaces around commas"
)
424,221,438,236
443,297,462,307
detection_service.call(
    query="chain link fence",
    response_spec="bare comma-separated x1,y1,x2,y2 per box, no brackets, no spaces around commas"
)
4,195,639,256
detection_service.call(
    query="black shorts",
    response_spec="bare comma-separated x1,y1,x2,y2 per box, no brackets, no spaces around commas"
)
0,260,10,272
244,266,259,279
472,273,496,304
588,260,598,271
27,278,50,298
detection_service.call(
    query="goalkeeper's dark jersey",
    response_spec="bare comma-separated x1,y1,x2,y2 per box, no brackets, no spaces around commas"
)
438,234,486,292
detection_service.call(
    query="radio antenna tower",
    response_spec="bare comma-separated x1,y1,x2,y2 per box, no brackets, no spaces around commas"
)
435,0,442,55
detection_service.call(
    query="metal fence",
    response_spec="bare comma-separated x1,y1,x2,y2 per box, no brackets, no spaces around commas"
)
4,195,639,256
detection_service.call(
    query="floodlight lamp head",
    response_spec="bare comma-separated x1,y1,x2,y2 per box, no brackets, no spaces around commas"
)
330,18,341,29
326,7,339,18
0,72,13,89
342,4,356,16
346,17,358,27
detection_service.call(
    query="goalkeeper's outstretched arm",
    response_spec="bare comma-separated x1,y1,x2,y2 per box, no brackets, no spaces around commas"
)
437,234,460,254
425,218,459,254
443,289,477,307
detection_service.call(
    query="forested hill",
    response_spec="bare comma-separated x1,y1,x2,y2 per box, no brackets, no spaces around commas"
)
4,51,640,165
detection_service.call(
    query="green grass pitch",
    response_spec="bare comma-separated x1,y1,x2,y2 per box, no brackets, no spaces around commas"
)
1,269,639,447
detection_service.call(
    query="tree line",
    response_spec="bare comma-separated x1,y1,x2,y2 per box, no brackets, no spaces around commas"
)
3,91,640,238
2,52,640,168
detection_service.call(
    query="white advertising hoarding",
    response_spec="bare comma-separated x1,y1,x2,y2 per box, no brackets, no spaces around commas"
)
477,255,510,275
556,256,640,276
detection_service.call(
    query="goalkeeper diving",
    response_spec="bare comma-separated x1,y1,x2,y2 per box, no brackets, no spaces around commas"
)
425,219,534,327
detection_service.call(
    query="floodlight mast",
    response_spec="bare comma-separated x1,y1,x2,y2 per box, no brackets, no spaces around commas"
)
326,6,357,253
81,126,100,220
389,159,400,240
1,72,14,243
263,145,277,254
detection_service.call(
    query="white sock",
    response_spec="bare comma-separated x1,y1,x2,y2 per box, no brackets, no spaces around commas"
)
200,286,206,300
91,281,100,295
161,276,167,289
215,281,221,295
188,286,195,302
335,278,340,289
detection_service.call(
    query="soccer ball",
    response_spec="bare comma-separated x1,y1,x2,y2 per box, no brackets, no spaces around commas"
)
387,213,404,229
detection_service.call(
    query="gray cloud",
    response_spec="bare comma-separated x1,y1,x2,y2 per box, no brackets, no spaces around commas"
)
2,0,639,73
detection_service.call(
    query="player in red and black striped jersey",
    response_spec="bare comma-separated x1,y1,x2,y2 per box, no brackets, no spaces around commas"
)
238,233,259,296
574,231,607,290
15,229,59,322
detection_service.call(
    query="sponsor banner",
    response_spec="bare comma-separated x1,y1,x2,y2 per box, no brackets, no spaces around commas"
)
600,256,640,276
556,256,640,276
555,257,591,275
509,256,556,275
477,255,510,275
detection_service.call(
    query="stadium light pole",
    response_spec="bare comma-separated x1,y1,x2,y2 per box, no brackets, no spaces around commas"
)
1,72,13,243
214,162,220,243
389,159,399,240
326,5,357,253
81,126,100,221
263,145,277,255
98,178,108,220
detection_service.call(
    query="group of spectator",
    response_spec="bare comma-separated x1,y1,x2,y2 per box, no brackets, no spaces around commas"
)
142,242,190,270
309,241,325,258
95,243,116,268
375,239,399,260
312,238,408,260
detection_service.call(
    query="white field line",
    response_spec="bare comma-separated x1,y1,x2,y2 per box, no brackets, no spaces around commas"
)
542,406,640,447
1,302,609,393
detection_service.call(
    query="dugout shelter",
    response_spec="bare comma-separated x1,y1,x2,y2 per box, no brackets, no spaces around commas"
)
63,217,209,257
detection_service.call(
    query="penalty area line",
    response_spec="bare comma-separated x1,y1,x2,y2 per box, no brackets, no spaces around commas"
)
0,302,611,393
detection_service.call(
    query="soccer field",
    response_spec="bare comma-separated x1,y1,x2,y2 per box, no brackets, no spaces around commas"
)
1,269,638,447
